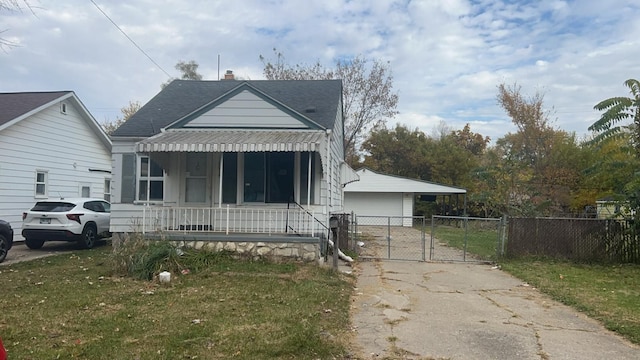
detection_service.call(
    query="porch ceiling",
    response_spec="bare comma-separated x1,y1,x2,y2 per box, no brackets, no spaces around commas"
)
136,129,326,153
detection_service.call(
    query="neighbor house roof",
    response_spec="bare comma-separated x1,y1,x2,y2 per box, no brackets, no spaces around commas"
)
0,91,111,148
344,168,466,194
0,91,72,126
112,79,343,138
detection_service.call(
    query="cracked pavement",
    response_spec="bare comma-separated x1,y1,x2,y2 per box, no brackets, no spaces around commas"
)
350,259,640,359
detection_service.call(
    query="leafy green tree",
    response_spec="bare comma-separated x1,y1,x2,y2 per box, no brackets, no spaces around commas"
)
260,49,399,162
162,60,204,88
361,124,432,180
493,83,587,216
588,80,640,217
589,79,640,153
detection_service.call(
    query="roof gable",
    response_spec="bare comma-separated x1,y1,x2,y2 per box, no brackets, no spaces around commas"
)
169,82,323,130
112,79,342,138
0,91,72,128
344,168,466,194
0,91,111,149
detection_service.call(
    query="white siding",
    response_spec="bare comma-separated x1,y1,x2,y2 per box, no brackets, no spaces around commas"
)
0,101,112,239
345,192,403,226
185,91,308,128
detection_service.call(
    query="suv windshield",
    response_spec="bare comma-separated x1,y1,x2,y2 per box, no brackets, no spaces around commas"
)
31,202,76,212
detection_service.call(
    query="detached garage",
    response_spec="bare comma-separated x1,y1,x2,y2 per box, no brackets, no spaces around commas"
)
343,168,466,226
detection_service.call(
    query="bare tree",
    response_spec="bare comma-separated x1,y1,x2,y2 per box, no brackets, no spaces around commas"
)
260,49,399,161
1,0,34,50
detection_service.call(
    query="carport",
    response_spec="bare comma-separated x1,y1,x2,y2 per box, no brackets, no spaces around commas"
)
343,168,467,226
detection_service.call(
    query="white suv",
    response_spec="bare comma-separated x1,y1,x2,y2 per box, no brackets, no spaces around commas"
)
22,198,111,249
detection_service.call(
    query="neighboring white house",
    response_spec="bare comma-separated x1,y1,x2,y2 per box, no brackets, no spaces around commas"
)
344,168,466,226
0,91,113,240
109,76,356,241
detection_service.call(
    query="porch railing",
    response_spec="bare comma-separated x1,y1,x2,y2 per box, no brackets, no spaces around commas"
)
142,205,326,237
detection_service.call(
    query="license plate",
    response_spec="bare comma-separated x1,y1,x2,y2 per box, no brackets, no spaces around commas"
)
40,218,51,224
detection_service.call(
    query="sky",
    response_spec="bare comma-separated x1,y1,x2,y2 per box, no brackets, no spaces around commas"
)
2,0,640,143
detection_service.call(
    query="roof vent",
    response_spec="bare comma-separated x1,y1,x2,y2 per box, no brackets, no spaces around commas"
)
304,106,316,113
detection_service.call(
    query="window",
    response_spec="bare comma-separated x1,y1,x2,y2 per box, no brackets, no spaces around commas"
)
300,152,316,205
222,153,237,204
243,152,294,203
138,156,164,202
35,170,48,197
185,153,207,203
104,179,111,202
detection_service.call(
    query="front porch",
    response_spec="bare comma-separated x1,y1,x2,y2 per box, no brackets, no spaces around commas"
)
140,204,329,238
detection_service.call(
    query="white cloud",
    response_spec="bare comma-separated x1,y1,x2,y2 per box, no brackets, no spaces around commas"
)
1,0,639,143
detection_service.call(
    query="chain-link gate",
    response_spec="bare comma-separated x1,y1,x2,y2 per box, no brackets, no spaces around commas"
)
353,214,506,262
353,215,427,261
430,215,506,262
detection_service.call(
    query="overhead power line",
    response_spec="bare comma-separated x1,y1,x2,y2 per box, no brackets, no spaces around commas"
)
89,0,172,78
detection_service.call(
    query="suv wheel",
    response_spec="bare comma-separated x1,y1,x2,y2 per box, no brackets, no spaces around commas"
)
79,224,97,249
25,238,45,250
0,234,8,263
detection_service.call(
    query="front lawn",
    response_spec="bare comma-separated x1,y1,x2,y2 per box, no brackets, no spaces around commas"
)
501,258,640,344
0,243,355,359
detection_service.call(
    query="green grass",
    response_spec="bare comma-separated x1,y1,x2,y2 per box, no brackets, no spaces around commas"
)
501,258,640,344
431,223,501,260
0,242,355,359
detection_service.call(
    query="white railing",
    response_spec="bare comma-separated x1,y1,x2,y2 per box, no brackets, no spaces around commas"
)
142,205,326,237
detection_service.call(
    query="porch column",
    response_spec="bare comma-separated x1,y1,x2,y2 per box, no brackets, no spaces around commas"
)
218,153,223,208
307,152,312,206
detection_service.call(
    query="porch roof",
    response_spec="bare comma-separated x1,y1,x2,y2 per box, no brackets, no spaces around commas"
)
136,129,326,153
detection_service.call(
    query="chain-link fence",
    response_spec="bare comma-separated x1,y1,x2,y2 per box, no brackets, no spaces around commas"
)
430,215,506,262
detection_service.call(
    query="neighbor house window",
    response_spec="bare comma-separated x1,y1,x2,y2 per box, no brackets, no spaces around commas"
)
104,179,111,202
138,156,164,202
35,170,48,197
80,184,91,197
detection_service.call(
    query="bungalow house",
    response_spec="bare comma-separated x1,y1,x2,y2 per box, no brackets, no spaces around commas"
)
0,91,112,240
109,76,356,259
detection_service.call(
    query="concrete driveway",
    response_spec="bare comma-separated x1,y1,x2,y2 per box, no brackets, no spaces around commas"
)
0,241,108,266
350,259,640,359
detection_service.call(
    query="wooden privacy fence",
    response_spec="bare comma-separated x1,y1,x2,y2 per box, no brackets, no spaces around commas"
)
508,218,640,263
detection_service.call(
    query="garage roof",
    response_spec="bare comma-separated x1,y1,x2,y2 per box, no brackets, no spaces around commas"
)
344,168,466,194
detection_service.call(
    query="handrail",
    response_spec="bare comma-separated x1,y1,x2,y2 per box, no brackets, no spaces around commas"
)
287,200,329,231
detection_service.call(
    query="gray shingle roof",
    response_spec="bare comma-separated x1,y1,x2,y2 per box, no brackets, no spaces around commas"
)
111,79,342,137
0,91,71,126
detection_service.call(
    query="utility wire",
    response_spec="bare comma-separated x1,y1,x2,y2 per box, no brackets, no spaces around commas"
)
89,0,172,78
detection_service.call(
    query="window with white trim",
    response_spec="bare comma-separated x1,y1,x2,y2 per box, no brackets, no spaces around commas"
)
80,184,91,197
137,156,164,202
35,170,48,197
104,178,111,202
